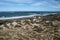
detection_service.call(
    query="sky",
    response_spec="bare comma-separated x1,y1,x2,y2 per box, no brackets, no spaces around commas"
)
0,0,60,11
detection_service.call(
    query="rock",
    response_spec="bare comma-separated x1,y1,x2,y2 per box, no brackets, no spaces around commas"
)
15,25,21,28
45,21,50,23
6,23,11,27
38,17,41,19
0,13,60,40
12,22,17,26
33,18,36,21
33,26,43,33
52,20,58,27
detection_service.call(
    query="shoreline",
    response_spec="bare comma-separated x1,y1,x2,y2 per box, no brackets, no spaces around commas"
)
0,13,60,40
0,13,57,20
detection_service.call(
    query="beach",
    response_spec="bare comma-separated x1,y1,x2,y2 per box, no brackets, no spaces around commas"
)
0,13,60,40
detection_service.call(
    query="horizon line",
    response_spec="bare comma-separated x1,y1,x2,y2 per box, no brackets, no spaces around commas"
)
0,11,60,12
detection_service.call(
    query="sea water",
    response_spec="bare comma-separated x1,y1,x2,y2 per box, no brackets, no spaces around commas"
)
0,11,59,20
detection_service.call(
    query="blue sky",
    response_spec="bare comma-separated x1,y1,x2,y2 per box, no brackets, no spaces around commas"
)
0,0,60,11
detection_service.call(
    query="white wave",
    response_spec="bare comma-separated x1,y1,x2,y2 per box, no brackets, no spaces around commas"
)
0,14,38,20
0,13,57,20
42,13,56,16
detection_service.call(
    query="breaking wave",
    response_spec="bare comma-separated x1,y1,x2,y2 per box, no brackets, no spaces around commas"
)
0,14,39,20
0,13,56,20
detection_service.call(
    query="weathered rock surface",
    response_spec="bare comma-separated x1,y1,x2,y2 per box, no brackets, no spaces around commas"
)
0,13,60,40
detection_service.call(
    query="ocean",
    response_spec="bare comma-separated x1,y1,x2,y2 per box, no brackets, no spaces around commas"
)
0,11,59,20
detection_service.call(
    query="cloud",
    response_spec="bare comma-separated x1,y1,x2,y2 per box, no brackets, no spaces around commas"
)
47,0,60,8
0,2,13,5
31,0,60,7
0,0,60,11
0,1,25,6
47,0,60,5
0,2,10,5
31,1,47,6
32,2,44,6
0,0,34,6
0,2,6,5
5,0,33,3
52,5,60,8
0,0,60,6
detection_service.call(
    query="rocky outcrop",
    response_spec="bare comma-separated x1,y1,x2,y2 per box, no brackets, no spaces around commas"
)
0,13,60,40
